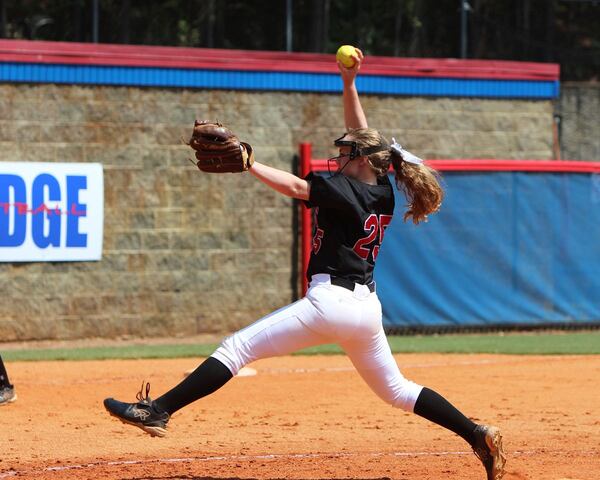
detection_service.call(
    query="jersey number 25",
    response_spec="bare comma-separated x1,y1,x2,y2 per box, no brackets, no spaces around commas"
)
353,214,393,261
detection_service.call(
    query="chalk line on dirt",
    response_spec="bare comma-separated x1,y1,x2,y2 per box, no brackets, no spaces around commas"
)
2,448,597,478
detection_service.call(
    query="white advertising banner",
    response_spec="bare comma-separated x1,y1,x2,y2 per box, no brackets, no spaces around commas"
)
0,162,104,262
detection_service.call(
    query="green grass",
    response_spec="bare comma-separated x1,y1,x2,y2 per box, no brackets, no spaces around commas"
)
299,331,600,355
3,331,600,362
387,331,600,354
2,344,220,362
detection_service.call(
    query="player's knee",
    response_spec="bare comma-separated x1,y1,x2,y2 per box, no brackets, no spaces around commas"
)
390,380,423,412
211,333,252,376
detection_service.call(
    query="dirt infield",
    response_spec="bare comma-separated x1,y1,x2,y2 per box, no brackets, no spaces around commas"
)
1,353,599,479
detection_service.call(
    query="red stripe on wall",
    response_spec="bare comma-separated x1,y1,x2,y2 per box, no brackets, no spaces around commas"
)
0,40,559,80
308,159,600,173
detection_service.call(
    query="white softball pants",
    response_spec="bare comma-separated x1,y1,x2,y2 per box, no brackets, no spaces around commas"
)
211,273,423,412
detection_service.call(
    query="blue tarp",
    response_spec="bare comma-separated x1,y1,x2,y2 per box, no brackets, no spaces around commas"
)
376,171,600,328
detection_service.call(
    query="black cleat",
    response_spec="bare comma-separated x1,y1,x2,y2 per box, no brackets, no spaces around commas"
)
0,385,17,406
472,425,506,480
103,382,170,437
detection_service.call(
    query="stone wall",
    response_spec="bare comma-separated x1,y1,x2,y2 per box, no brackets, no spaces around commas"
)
558,83,600,160
0,83,554,341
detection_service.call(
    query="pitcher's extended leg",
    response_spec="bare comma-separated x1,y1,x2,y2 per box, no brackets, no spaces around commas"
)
154,357,232,415
104,297,331,434
341,329,422,411
157,298,328,414
342,328,477,439
210,297,329,375
341,329,505,479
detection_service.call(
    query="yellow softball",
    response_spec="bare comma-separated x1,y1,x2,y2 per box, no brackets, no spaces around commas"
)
336,45,357,68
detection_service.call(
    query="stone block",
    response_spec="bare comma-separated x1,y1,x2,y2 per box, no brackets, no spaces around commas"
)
127,125,157,146
0,315,57,341
126,292,158,315
169,145,191,167
242,249,289,271
141,313,181,337
143,271,175,292
69,296,100,315
140,147,173,168
209,251,238,271
93,86,135,102
0,99,11,120
181,251,210,271
253,228,294,250
154,124,188,146
38,123,95,144
0,121,16,142
146,251,184,271
209,208,252,231
99,294,130,315
174,270,219,294
98,314,143,338
169,232,196,250
54,101,87,122
15,143,57,162
104,168,136,188
109,186,150,208
94,124,135,145
114,232,142,250
82,102,118,123
0,142,19,161
130,210,156,229
160,103,202,124
13,100,51,121
221,230,250,250
55,144,85,163
52,315,97,339
127,253,149,271
85,145,142,166
0,318,19,341
104,204,130,229
195,225,226,246
559,84,600,160
94,253,129,272
170,187,224,209
155,209,184,229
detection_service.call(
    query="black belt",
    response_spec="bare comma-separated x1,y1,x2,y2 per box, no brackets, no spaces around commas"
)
330,276,376,293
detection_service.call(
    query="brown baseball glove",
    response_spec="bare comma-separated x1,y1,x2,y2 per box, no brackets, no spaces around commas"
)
188,120,254,173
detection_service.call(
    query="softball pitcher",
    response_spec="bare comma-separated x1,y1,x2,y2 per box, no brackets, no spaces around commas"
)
104,49,505,480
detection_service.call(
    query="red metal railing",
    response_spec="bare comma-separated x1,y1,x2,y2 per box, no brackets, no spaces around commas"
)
0,39,559,80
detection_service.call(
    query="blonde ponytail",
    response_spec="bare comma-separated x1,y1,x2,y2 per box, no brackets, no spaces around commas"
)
390,152,443,224
345,128,444,224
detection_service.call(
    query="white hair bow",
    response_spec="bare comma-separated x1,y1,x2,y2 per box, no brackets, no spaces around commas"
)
390,138,423,165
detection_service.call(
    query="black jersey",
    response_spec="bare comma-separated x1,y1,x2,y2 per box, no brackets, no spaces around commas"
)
304,172,395,284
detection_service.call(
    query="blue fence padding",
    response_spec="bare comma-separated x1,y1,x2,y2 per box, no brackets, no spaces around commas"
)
376,171,600,327
0,62,559,98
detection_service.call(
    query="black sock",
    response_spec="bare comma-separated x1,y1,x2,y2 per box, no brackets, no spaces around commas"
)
153,357,233,415
0,355,12,388
413,387,478,445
